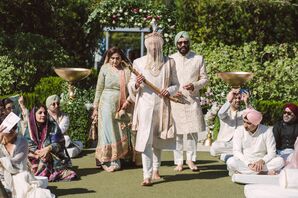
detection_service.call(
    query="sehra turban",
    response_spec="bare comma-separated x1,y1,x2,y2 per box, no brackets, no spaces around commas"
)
174,31,190,46
284,103,298,117
46,95,60,108
243,108,263,126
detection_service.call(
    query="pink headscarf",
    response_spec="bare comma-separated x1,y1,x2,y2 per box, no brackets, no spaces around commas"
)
243,108,263,126
286,137,298,169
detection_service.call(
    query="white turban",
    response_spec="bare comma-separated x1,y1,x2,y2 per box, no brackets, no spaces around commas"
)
46,95,60,108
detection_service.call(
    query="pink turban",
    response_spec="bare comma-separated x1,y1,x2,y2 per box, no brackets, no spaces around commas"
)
284,103,298,117
243,108,263,126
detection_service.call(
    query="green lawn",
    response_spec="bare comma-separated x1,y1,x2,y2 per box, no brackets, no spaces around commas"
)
48,150,245,198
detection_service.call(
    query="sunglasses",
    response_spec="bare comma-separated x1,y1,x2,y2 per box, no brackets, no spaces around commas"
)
283,111,294,116
52,102,60,106
177,41,189,45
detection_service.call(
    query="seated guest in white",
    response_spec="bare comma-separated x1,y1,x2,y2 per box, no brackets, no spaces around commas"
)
227,108,284,176
273,103,298,161
0,117,54,197
210,88,249,162
244,138,298,198
46,95,83,158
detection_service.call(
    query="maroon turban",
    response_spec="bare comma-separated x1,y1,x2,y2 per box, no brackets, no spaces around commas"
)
284,103,298,117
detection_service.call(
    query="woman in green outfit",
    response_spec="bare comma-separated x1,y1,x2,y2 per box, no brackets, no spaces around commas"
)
92,47,133,172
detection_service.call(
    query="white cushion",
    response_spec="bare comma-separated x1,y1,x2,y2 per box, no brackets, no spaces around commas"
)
232,174,279,185
245,184,298,198
279,169,298,189
34,176,48,189
67,147,80,158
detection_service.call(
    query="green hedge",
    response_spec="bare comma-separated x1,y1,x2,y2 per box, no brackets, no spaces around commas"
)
0,32,72,95
21,77,65,110
253,100,298,125
61,87,95,145
176,0,298,45
193,42,298,102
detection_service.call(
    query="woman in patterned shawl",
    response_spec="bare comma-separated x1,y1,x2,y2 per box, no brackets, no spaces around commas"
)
24,104,76,181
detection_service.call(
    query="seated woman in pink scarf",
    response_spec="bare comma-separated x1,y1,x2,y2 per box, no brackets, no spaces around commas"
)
23,104,77,182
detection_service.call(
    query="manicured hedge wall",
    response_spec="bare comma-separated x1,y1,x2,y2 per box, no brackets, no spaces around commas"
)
176,0,298,45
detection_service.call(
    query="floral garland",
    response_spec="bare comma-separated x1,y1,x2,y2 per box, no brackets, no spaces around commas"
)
86,0,177,51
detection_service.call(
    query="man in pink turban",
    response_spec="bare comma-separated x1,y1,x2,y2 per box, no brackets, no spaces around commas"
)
227,108,284,175
273,103,298,162
210,88,249,162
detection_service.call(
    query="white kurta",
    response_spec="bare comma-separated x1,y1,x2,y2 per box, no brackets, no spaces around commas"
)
0,136,54,198
169,51,208,134
216,101,244,142
233,124,277,165
227,125,284,175
210,102,244,156
128,56,179,152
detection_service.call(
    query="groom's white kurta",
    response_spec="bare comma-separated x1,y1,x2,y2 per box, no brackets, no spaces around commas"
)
128,56,179,152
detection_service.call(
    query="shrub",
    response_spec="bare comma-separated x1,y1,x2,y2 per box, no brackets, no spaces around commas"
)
0,32,72,95
0,55,37,95
193,42,298,103
33,77,65,104
176,0,298,45
61,86,95,146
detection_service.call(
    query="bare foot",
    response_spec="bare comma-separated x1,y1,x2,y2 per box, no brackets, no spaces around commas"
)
102,165,114,172
141,178,152,186
174,164,183,172
152,170,161,180
186,160,199,171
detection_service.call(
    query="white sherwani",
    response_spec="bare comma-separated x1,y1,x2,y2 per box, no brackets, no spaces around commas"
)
210,101,244,156
128,55,178,179
170,51,208,165
227,125,284,175
128,56,179,152
170,51,208,134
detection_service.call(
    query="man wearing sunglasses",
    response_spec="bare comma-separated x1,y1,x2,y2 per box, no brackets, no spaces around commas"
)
170,31,208,172
227,108,284,176
210,88,249,162
273,103,298,162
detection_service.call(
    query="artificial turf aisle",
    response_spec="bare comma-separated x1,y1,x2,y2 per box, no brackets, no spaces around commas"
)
49,150,244,198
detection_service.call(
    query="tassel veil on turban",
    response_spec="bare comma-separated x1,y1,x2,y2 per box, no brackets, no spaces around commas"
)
144,31,164,76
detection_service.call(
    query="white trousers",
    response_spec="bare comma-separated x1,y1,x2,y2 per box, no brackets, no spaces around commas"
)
209,140,233,156
227,156,284,176
277,148,294,162
141,144,161,179
173,133,197,165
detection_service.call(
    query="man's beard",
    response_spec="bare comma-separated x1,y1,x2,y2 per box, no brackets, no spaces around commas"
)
178,46,189,55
